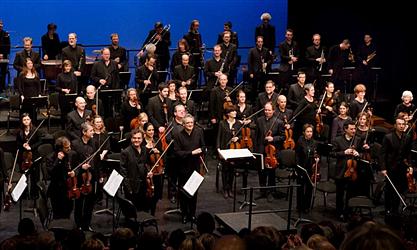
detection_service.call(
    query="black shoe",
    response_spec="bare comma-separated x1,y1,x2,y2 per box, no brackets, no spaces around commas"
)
182,216,188,224
338,214,345,222
190,216,196,223
170,197,176,204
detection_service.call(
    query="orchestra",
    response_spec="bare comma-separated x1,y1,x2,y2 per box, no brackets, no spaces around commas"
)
3,16,417,236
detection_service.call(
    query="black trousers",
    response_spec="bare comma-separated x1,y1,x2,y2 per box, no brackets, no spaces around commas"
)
74,190,96,229
178,170,197,219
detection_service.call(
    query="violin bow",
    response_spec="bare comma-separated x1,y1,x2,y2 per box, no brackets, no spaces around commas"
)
226,108,265,146
317,91,326,115
26,119,46,143
148,140,174,174
405,108,417,137
71,136,111,172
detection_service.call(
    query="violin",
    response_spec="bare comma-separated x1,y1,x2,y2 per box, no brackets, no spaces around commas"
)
67,174,81,199
240,126,253,150
149,147,164,176
407,167,416,193
229,128,241,149
20,151,33,172
283,118,295,150
264,131,278,169
223,89,234,110
80,168,93,195
92,104,97,116
146,175,154,198
311,154,321,184
159,130,169,152
344,146,358,181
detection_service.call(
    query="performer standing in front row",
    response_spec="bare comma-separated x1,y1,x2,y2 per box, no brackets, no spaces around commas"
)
174,114,205,224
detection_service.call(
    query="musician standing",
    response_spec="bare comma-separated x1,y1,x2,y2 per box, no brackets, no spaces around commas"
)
90,47,120,117
247,36,272,101
46,136,73,219
287,71,306,110
66,97,92,140
217,21,239,47
355,33,377,86
275,95,293,125
331,102,352,142
256,80,278,112
209,74,232,128
85,85,104,117
219,31,238,85
394,91,415,121
255,102,284,196
204,45,229,91
0,19,11,92
62,33,85,93
380,117,411,216
135,55,158,106
41,23,61,61
56,60,77,129
108,33,128,72
331,120,364,220
170,39,194,73
217,107,241,199
120,129,148,211
71,122,96,231
328,39,351,90
305,34,327,84
350,84,371,120
173,54,196,89
120,88,142,133
147,83,172,132
139,22,171,81
255,13,276,55
295,124,318,213
183,20,204,80
17,58,42,122
173,86,196,117
174,114,205,223
278,29,300,88
13,37,41,75
293,84,318,140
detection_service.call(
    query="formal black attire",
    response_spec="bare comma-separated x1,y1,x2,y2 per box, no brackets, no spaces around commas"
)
255,23,276,53
135,64,158,107
71,137,96,230
381,131,412,214
331,134,363,217
293,97,317,140
183,31,203,71
174,127,205,221
204,56,229,91
220,42,238,85
143,139,163,216
13,49,41,74
41,33,61,60
355,42,377,86
85,97,104,117
256,92,278,112
109,45,128,72
331,116,352,143
328,45,350,90
170,51,194,73
143,29,171,80
62,45,85,93
247,46,272,100
120,101,141,132
216,120,242,194
217,31,239,48
287,83,304,110
120,144,148,211
173,99,196,117
209,86,233,123
147,95,172,129
56,71,77,129
0,29,11,91
255,115,285,190
91,131,110,204
305,45,327,82
166,118,184,201
17,74,42,121
46,150,74,219
173,64,196,89
349,99,368,121
295,136,318,211
66,110,92,140
394,103,416,121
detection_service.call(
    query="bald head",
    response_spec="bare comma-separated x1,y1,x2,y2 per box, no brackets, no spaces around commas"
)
75,97,86,111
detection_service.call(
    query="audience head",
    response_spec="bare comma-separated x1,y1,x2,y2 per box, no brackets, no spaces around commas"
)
110,227,136,250
196,212,215,235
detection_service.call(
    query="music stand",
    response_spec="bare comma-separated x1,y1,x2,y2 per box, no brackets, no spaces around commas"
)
342,67,355,94
218,148,256,212
294,165,314,227
103,169,124,231
119,71,131,89
317,142,333,180
99,88,124,117
94,157,120,217
25,96,48,123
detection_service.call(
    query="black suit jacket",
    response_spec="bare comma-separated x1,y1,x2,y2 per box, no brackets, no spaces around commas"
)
66,110,92,140
120,144,147,194
147,95,172,128
13,49,41,73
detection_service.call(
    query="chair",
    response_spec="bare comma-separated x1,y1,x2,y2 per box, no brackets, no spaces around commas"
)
52,130,67,140
347,196,375,217
7,94,20,133
276,149,296,199
316,180,337,208
116,195,158,235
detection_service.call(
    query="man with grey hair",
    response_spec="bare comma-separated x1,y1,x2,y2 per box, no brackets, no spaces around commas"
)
255,12,276,55
66,96,92,140
62,33,85,93
13,37,41,74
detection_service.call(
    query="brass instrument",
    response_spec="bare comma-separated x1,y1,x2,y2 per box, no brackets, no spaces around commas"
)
366,51,376,63
348,48,355,63
289,48,294,70
141,24,171,51
318,49,324,72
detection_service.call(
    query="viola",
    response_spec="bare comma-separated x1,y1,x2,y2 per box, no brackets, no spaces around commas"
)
80,168,93,195
315,113,324,135
407,167,416,193
159,131,169,152
149,149,164,176
20,150,33,172
344,147,358,181
229,128,241,149
311,155,321,184
92,104,97,116
264,131,278,169
146,175,155,198
67,175,81,199
240,126,253,150
283,119,295,150
223,89,234,110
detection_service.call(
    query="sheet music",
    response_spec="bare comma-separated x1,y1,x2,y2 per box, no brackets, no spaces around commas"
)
183,171,204,197
103,169,124,197
11,175,28,202
218,148,254,160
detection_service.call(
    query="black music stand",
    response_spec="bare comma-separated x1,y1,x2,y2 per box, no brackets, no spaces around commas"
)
119,71,131,90
64,93,77,107
294,165,314,227
342,67,355,94
99,88,123,117
317,142,333,180
218,148,256,212
94,157,120,217
25,96,48,123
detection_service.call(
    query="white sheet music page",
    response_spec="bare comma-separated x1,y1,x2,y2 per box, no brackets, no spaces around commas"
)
183,171,204,197
11,175,27,202
217,148,254,160
103,169,124,197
